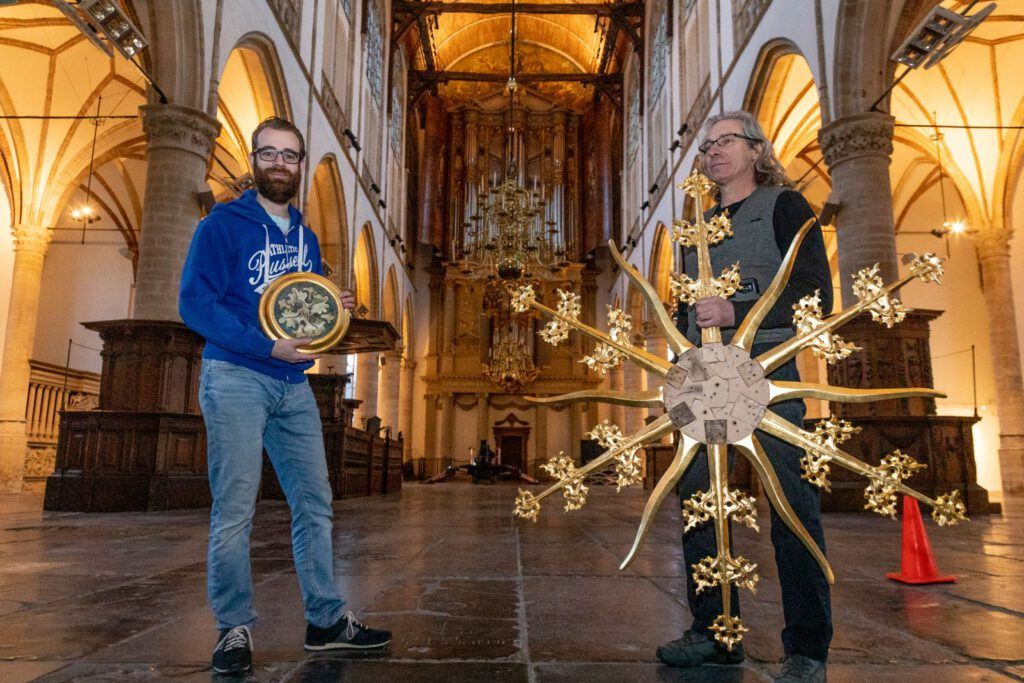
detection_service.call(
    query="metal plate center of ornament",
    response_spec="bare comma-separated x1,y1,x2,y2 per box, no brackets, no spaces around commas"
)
662,344,770,443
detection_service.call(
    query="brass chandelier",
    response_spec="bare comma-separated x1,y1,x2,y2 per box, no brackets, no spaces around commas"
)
482,321,539,393
453,0,570,282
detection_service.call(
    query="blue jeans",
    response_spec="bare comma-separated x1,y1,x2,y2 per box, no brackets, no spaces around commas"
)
199,359,345,630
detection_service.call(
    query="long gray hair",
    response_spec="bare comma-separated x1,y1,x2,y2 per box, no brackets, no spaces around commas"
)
698,111,790,188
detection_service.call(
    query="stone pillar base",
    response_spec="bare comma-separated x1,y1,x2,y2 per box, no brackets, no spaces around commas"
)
0,427,29,493
997,438,1024,494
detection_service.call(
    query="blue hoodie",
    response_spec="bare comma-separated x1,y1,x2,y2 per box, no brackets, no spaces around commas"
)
179,189,322,383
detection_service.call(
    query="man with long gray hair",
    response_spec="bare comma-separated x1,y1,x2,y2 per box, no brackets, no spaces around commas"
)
658,111,833,682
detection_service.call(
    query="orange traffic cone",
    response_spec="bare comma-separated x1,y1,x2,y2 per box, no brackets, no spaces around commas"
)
886,495,956,585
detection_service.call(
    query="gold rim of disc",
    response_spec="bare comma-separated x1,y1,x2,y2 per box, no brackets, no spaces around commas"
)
258,272,351,353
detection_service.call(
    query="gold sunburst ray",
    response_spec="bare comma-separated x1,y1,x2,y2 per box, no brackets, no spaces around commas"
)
526,388,663,408
510,285,672,376
758,411,967,526
756,263,941,374
608,242,691,356
512,170,962,650
733,434,835,583
620,434,701,569
767,382,946,405
513,414,675,520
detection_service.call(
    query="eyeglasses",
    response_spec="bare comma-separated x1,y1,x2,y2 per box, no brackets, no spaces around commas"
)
698,133,761,155
254,147,304,164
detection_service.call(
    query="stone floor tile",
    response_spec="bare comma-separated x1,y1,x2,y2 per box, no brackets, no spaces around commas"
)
0,484,1021,679
288,659,528,682
534,662,769,681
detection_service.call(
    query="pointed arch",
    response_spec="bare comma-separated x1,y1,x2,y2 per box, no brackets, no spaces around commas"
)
649,223,674,305
210,33,293,199
354,224,380,318
128,0,206,109
306,155,349,288
382,265,400,329
401,293,414,360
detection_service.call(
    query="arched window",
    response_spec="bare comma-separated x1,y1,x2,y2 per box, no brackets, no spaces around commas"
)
322,0,355,122
647,0,669,190
624,55,642,237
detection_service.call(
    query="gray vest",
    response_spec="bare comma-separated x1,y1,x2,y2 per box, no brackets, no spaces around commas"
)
683,185,792,347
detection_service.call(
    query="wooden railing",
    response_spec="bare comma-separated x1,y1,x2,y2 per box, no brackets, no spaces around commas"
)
26,360,100,446
23,360,100,490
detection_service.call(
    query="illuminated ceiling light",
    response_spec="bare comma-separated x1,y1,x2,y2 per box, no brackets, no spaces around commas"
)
891,3,996,69
70,205,100,223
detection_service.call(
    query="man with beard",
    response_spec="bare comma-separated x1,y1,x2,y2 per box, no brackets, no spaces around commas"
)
179,117,391,676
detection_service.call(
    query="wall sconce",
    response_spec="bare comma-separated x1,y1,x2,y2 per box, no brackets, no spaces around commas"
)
342,128,362,152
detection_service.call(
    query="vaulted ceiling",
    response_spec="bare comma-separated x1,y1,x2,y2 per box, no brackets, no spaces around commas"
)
396,1,641,111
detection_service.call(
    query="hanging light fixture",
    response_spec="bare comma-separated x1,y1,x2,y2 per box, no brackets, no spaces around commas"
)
452,0,571,282
70,96,103,243
482,320,539,393
927,122,967,251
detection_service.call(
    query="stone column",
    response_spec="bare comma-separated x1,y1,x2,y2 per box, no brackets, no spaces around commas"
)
976,230,1024,492
609,364,625,429
354,352,380,429
475,393,489,449
569,403,582,463
645,325,668,435
379,351,402,434
534,397,548,475
439,392,454,462
622,360,644,435
134,103,221,320
818,112,899,307
398,357,416,458
422,394,439,474
0,226,52,492
442,281,456,352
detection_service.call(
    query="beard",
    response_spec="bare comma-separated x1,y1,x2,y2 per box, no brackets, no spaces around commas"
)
254,164,301,204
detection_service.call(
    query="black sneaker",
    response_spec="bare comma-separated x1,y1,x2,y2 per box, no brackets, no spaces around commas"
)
304,611,391,651
657,629,745,667
774,655,826,682
211,625,253,675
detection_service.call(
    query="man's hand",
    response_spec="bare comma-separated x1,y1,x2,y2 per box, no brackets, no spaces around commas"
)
339,289,356,310
694,297,735,329
272,337,320,362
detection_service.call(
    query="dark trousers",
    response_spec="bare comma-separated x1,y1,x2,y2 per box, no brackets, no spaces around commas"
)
677,349,833,661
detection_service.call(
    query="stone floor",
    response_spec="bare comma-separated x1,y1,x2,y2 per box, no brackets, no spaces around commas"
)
0,482,1021,682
